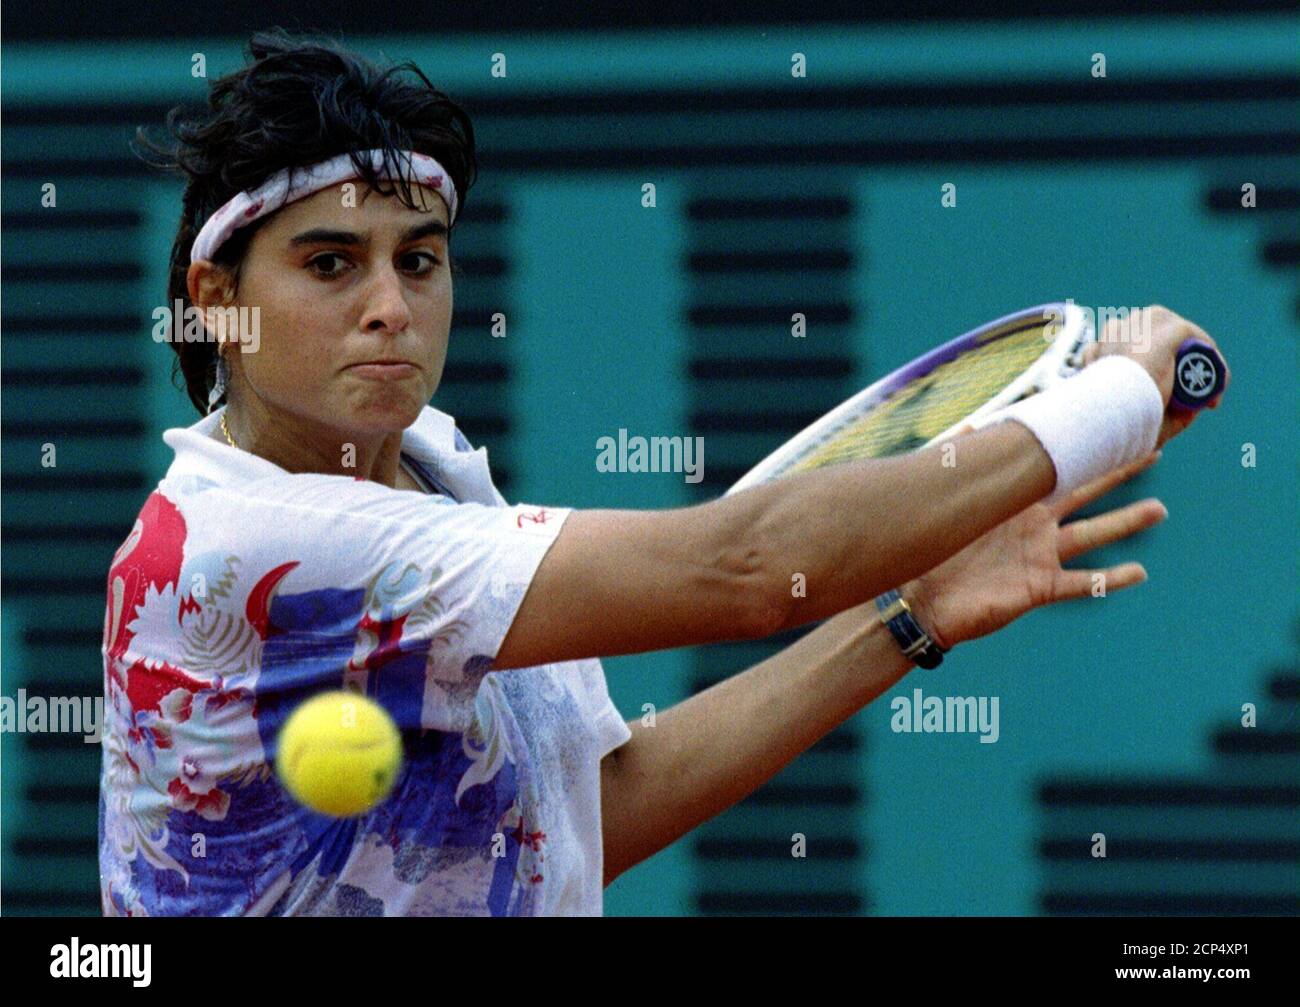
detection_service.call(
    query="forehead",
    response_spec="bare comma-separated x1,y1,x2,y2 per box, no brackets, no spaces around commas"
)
264,180,450,234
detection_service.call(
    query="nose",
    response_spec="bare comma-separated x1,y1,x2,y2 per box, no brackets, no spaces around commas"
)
359,263,413,334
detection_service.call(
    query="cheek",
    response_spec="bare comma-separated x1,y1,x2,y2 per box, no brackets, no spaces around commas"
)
241,305,335,391
418,279,453,358
426,338,449,382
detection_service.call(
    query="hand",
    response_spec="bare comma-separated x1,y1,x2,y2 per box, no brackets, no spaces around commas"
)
1082,304,1230,447
900,451,1166,651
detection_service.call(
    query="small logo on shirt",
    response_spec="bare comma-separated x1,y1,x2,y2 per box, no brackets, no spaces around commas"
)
516,507,556,532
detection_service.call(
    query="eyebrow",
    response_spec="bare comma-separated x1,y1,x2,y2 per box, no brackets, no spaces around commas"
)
289,220,449,247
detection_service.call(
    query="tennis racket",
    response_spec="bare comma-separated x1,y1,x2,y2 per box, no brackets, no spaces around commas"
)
728,302,1226,494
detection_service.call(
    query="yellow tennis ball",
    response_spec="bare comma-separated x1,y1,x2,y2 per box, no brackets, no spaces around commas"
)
276,691,402,817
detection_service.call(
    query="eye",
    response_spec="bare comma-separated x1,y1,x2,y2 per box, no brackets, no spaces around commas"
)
308,253,350,278
403,251,442,275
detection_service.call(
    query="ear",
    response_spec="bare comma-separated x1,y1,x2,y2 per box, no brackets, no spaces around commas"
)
188,258,240,304
187,261,238,342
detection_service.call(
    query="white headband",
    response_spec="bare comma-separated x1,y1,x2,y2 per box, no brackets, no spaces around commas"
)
189,148,458,264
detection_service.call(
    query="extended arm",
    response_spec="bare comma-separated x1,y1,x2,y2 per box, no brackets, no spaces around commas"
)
498,304,1226,670
496,420,1054,669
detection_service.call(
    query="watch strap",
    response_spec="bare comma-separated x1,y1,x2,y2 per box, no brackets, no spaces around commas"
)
874,588,946,669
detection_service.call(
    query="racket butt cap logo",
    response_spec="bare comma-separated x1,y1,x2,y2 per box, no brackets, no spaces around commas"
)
1171,338,1226,410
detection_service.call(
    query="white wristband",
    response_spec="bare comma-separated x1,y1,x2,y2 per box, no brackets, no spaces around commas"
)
981,355,1164,502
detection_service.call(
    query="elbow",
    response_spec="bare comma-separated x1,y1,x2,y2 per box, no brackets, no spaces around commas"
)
741,570,789,639
725,540,791,641
707,496,790,641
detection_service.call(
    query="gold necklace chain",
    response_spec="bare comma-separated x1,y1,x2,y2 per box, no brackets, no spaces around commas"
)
220,411,239,449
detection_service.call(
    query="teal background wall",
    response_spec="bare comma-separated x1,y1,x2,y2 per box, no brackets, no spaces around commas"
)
2,12,1297,915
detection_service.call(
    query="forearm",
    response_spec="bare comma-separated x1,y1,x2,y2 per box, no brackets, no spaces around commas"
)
727,419,1054,631
601,589,918,884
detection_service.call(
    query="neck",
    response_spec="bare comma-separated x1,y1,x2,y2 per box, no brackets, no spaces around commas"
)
216,400,407,488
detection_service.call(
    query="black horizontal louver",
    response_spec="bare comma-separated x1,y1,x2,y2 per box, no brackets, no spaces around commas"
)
437,197,515,494
684,188,865,915
684,191,858,498
1203,183,1300,320
1037,626,1300,916
1,106,156,916
1032,184,1300,915
9,2,1300,40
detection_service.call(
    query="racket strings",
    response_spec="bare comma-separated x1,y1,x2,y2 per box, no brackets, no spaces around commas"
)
790,322,1052,471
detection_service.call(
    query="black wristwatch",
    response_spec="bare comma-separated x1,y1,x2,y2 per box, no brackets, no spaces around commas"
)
874,588,946,669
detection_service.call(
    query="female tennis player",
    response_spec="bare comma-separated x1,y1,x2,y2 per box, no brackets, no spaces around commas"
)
100,30,1228,916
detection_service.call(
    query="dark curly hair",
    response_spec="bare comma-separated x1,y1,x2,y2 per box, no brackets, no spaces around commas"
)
133,28,478,415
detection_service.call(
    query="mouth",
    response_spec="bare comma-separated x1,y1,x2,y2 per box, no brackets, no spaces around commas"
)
345,360,421,380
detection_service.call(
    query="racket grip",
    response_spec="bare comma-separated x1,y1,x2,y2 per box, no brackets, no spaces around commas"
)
1170,338,1226,411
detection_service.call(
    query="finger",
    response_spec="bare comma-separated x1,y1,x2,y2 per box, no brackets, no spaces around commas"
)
1058,498,1167,562
1052,450,1161,519
1054,561,1148,601
1158,409,1197,448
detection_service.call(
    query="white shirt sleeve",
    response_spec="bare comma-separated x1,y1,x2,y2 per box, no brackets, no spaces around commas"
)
186,470,571,734
578,665,632,760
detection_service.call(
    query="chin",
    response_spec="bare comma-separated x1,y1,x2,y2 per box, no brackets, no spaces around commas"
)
338,394,425,435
